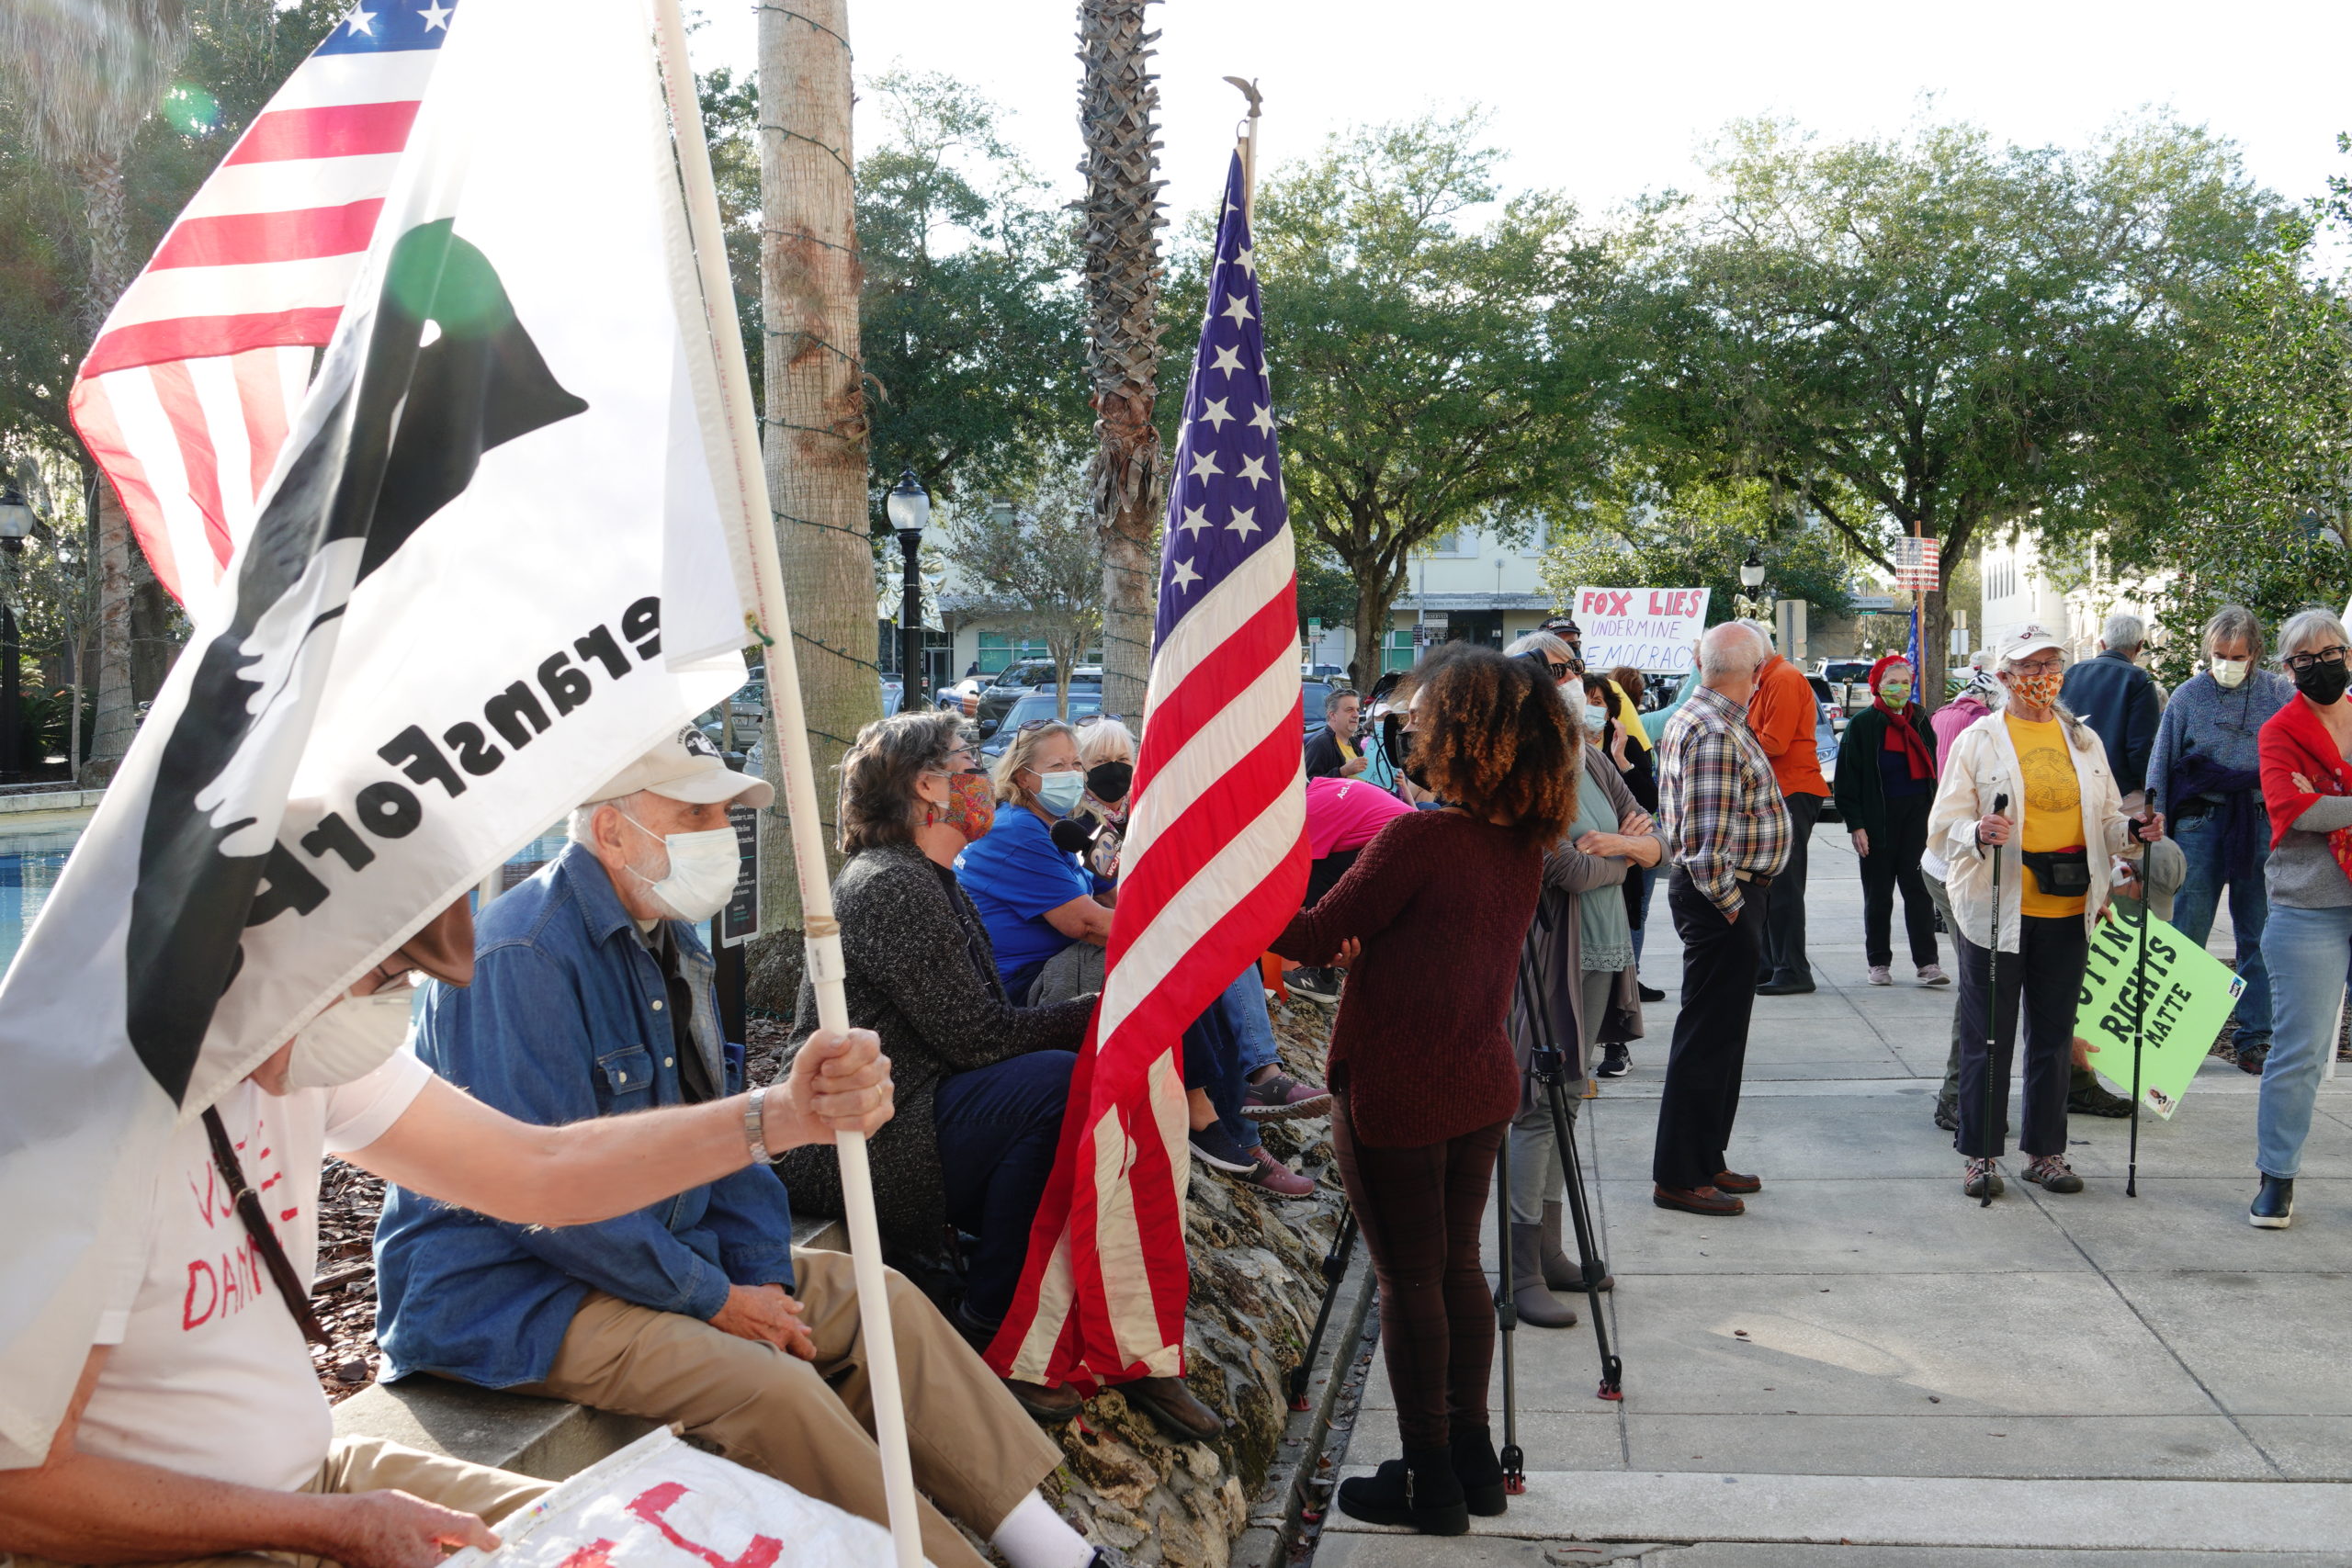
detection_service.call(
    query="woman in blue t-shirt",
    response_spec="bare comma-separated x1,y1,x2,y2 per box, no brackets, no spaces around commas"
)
955,721,1112,1003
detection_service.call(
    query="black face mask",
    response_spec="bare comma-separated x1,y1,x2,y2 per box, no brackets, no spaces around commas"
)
1085,761,1134,804
2294,660,2351,705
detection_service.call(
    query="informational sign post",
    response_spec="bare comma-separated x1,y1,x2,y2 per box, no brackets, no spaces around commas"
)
2077,906,2245,1118
718,802,760,948
1572,588,1713,672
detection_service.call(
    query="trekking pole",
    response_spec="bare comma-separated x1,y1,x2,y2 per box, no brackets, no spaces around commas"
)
2127,869,2151,1198
1518,943,1626,1403
1980,792,2009,1209
1493,1131,1524,1494
1287,1201,1359,1410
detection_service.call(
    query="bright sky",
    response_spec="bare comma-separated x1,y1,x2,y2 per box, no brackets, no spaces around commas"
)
689,0,2352,235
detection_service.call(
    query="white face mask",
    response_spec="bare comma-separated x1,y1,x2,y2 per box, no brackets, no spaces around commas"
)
1582,704,1609,733
2211,656,2251,690
285,987,415,1089
620,810,741,920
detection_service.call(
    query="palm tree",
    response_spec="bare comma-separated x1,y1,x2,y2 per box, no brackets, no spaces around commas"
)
1075,0,1166,719
0,0,190,782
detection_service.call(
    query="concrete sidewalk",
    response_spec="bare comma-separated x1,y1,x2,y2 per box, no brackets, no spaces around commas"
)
1322,833,2352,1564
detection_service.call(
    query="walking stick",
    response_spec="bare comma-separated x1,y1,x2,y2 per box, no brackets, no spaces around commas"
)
1518,939,1626,1403
1287,1202,1359,1410
1980,793,2009,1209
1493,1128,1524,1494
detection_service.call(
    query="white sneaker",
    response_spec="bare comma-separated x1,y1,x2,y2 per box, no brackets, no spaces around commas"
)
1867,965,1893,986
1917,964,1951,987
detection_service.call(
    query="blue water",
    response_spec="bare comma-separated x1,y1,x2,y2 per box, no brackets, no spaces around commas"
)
0,816,569,974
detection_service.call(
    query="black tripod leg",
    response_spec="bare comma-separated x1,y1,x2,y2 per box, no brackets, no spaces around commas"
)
2128,896,2148,1198
1544,1073,1623,1402
1288,1206,1359,1410
1493,1132,1523,1493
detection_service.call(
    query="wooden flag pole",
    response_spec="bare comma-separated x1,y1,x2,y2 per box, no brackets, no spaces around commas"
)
650,6,925,1567
1223,75,1262,220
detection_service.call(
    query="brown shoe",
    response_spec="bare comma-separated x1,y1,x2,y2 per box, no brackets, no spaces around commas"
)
955,1305,1083,1423
1713,1169,1761,1194
1126,1373,1227,1441
1654,1184,1746,1216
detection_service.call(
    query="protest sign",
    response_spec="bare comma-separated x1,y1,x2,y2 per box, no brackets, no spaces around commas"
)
1571,588,1713,672
447,1429,890,1567
2077,906,2245,1119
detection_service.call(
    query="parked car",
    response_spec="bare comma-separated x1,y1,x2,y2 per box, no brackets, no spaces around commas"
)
938,673,989,712
1813,658,1875,716
1809,674,1840,822
729,676,766,723
978,687,1104,758
975,662,1101,736
880,676,903,716
1301,661,1347,683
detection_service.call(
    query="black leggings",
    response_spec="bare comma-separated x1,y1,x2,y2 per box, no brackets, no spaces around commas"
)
1859,792,1939,967
1333,1093,1507,1450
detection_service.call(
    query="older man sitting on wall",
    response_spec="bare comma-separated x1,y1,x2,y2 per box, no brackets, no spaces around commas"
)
375,729,1105,1568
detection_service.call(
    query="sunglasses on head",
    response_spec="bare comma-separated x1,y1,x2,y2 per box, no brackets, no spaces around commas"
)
1014,713,1123,737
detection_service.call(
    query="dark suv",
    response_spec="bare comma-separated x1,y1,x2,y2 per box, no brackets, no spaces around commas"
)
976,662,1102,737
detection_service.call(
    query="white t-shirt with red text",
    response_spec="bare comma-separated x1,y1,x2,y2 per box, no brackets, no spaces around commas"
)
74,1053,430,1492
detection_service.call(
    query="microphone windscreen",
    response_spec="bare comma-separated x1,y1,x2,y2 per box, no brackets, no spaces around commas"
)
1050,818,1096,855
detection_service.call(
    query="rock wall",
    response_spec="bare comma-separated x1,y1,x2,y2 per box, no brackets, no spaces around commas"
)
1043,998,1344,1568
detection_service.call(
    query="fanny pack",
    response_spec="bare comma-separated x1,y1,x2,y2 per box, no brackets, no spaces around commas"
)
2018,846,2092,897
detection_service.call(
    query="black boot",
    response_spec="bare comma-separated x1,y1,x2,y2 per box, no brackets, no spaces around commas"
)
2250,1174,2294,1230
1451,1425,1507,1517
1336,1444,1469,1535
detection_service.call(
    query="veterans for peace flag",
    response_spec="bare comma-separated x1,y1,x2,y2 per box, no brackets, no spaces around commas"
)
0,0,763,1467
989,152,1308,1392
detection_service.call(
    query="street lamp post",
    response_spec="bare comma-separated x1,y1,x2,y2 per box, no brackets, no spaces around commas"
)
885,469,931,708
0,482,35,783
1735,546,1770,626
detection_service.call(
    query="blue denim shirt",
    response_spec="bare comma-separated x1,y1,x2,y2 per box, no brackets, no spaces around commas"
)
374,842,795,1388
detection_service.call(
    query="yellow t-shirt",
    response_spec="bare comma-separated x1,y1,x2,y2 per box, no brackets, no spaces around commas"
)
2006,714,2086,918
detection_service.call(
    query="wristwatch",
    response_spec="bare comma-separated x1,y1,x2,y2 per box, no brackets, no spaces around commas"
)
743,1085,770,1165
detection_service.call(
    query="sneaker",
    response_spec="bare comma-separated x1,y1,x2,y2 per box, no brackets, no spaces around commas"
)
1917,964,1951,986
2067,1078,2136,1118
1597,1043,1632,1077
1933,1097,1960,1133
2250,1174,2295,1229
1638,982,1667,1003
1286,967,1341,1004
1188,1122,1257,1174
2236,1041,2271,1077
1235,1147,1316,1198
1962,1157,2004,1200
1240,1068,1332,1121
2022,1154,2084,1194
1867,964,1893,987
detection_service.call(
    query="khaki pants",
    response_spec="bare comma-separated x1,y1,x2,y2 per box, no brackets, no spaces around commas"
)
516,1247,1061,1568
6,1435,548,1568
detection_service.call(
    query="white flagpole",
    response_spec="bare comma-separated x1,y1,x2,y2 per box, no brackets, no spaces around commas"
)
649,6,926,1566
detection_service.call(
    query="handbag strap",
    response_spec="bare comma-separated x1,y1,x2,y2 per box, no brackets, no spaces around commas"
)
199,1107,333,1348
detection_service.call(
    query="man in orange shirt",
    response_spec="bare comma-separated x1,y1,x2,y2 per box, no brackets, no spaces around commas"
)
1744,623,1832,994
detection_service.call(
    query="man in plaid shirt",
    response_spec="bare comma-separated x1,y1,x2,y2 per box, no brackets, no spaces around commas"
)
1652,622,1792,1216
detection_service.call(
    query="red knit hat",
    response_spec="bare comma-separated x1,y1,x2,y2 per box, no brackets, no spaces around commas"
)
1868,653,1915,696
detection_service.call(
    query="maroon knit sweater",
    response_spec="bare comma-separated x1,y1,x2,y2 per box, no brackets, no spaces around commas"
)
1273,809,1542,1147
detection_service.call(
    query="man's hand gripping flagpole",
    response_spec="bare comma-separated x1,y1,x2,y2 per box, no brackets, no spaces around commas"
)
651,6,925,1565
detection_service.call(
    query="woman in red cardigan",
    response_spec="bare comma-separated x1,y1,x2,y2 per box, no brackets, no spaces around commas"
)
1273,645,1577,1535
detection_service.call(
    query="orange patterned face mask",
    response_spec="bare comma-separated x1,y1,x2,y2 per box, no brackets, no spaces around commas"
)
2008,670,2064,710
936,769,996,842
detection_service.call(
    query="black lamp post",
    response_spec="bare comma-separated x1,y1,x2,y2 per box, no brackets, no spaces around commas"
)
884,468,930,707
0,482,34,783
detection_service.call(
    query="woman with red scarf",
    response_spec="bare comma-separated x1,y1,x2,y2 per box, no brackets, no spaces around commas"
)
1833,655,1949,986
2249,608,2352,1229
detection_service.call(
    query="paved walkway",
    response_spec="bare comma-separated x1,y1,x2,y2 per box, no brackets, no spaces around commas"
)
1323,834,2352,1565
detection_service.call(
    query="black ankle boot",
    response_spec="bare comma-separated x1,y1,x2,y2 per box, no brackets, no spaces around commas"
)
1336,1443,1469,1535
1450,1425,1507,1517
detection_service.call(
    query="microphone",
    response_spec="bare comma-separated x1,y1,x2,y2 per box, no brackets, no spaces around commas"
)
1051,818,1103,856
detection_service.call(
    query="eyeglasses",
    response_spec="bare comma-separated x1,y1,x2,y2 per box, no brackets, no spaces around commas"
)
2010,657,2064,676
2285,646,2350,673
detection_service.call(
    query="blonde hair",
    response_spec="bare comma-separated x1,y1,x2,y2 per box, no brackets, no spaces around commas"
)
1076,716,1136,768
991,720,1076,807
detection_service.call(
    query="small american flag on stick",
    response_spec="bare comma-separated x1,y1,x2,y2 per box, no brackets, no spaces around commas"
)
69,1,460,614
989,152,1307,1391
1892,535,1941,592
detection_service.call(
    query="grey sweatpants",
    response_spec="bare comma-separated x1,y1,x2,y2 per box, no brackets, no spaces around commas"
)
1507,968,1614,1224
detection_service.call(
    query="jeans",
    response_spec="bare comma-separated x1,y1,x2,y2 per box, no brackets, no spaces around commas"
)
1630,863,1657,968
2256,902,2352,1179
1953,917,2086,1160
2170,812,2273,1047
1859,792,1939,968
1221,965,1281,1076
1184,981,1253,1144
1758,792,1822,984
933,1050,1079,1323
1654,871,1761,1189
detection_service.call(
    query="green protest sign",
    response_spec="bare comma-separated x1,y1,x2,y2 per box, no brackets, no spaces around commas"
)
2076,905,2245,1119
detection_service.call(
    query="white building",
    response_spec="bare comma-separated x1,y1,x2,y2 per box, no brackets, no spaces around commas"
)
1979,534,2168,661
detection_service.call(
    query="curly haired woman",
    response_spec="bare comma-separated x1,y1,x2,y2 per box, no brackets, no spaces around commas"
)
1272,644,1577,1535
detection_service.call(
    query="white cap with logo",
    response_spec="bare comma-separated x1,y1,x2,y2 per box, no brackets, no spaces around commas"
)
1997,624,2066,664
586,725,775,810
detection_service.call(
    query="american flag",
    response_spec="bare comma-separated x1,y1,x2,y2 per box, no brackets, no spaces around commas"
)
68,1,460,615
1891,534,1940,592
989,152,1307,1392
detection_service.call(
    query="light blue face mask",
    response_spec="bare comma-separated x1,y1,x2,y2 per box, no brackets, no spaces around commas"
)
1582,704,1608,733
1033,769,1088,818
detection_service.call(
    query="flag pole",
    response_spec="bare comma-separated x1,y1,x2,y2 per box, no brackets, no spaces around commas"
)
650,7,925,1567
1223,76,1262,220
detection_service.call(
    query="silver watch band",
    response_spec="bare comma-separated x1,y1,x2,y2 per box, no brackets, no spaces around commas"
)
743,1085,769,1165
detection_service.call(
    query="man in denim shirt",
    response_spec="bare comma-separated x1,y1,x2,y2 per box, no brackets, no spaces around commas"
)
376,732,1091,1568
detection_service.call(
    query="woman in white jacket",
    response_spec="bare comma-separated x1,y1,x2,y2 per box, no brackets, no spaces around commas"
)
1927,626,2159,1200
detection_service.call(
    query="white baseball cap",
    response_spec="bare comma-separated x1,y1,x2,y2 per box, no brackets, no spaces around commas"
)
1997,624,2066,664
586,725,774,809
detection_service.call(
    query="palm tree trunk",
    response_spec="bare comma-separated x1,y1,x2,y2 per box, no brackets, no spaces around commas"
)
750,0,876,1009
1077,0,1167,719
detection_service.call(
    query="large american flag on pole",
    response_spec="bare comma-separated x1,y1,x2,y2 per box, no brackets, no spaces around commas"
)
989,152,1307,1392
68,1,459,614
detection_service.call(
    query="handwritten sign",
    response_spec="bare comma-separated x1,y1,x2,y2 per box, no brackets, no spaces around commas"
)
1572,588,1712,673
2076,905,2244,1119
